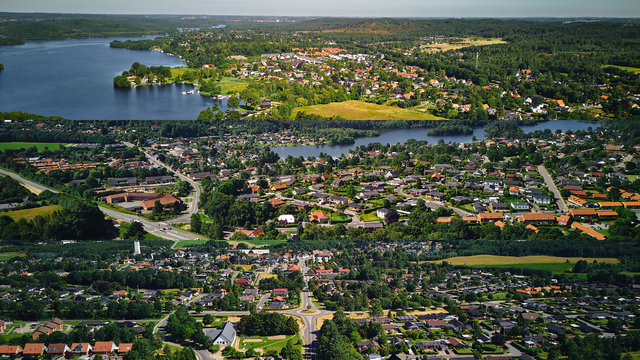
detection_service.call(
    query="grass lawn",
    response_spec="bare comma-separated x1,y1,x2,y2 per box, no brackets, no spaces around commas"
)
0,252,26,261
428,255,618,266
227,239,286,248
199,213,213,222
175,239,210,248
0,142,69,152
170,67,198,77
627,175,639,181
240,335,297,352
293,100,445,120
603,65,640,74
360,210,382,222
218,77,251,93
5,205,62,222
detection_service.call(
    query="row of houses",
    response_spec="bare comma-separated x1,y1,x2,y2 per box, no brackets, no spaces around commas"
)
0,342,132,358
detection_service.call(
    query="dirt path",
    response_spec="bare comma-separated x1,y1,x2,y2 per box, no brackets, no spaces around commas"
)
20,182,43,195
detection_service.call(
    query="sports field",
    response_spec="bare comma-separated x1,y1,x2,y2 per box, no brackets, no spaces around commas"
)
5,205,62,222
429,255,618,266
293,100,444,120
0,142,68,152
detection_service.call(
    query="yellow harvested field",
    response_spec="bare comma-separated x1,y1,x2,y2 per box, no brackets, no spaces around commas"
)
427,255,618,266
6,205,62,222
293,100,444,120
421,38,507,53
227,241,268,249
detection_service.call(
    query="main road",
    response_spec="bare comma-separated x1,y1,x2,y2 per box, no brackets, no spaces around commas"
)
538,164,568,214
0,163,205,242
0,168,60,194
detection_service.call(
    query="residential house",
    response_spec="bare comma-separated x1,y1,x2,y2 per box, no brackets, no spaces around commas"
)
46,344,70,357
93,342,117,355
0,346,22,357
22,343,46,358
69,343,92,356
309,211,329,223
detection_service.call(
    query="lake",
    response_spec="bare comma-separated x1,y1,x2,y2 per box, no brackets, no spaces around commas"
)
270,120,601,158
0,36,232,119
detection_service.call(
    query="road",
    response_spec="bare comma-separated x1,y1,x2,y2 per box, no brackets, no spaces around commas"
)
538,164,568,214
0,160,204,242
124,142,202,225
281,256,331,360
0,168,60,194
99,206,205,241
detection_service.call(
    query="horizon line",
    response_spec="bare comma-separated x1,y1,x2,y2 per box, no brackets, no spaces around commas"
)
1,12,639,19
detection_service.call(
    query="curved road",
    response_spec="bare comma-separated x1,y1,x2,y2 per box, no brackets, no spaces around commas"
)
0,165,204,242
123,142,202,225
0,168,60,194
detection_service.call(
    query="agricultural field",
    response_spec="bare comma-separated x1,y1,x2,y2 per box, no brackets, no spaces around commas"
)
5,205,62,222
421,37,507,52
293,100,444,120
0,142,68,152
429,255,618,271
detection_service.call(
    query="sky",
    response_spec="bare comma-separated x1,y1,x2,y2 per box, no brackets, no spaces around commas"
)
3,0,640,18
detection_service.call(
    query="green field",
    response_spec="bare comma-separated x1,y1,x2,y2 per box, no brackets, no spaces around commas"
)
483,262,576,275
175,239,210,248
429,255,618,266
293,100,445,120
170,67,198,77
240,335,298,352
603,65,640,74
0,252,26,261
5,205,62,222
218,77,251,93
0,142,69,152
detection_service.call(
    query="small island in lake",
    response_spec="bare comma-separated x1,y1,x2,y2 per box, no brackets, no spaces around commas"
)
427,124,474,136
